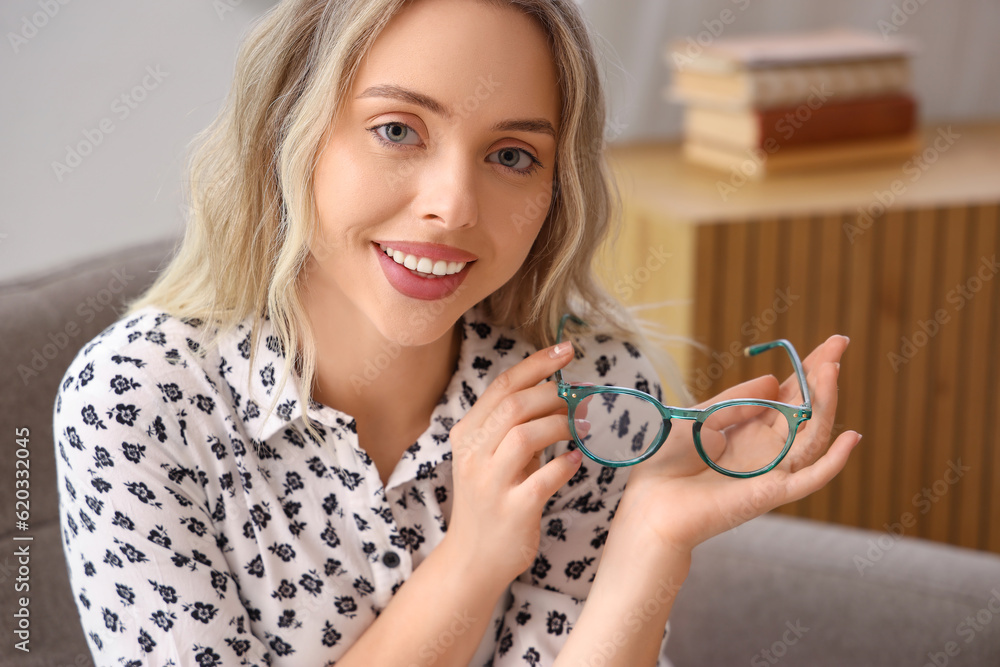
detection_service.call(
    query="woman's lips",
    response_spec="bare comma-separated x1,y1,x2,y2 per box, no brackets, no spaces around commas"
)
372,242,472,301
371,239,478,263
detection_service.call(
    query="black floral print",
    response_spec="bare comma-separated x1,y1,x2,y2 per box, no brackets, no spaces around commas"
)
54,303,673,666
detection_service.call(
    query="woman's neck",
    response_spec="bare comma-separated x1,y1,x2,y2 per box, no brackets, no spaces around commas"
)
299,277,462,436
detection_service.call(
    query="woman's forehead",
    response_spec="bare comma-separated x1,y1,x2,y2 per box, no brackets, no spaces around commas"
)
352,0,561,130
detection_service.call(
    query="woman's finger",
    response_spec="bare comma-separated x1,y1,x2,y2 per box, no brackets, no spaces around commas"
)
777,335,848,402
782,430,863,504
493,413,582,479
522,448,584,505
463,342,577,436
787,361,841,469
764,335,847,429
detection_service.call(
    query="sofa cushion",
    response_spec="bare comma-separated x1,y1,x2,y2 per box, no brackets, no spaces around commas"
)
0,237,177,664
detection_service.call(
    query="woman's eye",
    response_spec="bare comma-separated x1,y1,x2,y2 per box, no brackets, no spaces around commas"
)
487,147,539,175
369,123,540,176
371,122,421,146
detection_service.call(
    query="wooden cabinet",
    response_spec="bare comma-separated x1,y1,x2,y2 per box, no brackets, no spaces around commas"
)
599,121,1000,553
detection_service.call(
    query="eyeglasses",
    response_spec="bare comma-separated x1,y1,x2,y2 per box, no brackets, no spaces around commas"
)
553,313,812,478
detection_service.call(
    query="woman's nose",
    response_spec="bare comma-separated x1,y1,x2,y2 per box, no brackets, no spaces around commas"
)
412,148,479,229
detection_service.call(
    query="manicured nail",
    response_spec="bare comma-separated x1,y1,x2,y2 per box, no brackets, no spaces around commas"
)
574,418,591,435
550,342,572,358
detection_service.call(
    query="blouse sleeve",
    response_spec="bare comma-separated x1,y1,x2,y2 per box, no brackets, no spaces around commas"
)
491,334,674,666
53,332,273,667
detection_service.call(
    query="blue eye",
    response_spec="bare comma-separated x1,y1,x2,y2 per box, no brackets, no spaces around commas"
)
366,122,543,177
371,122,421,145
486,147,540,176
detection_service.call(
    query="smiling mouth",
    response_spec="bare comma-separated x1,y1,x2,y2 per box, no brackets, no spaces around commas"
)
376,242,472,278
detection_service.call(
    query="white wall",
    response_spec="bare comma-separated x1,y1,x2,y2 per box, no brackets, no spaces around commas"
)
0,0,275,281
2,0,998,281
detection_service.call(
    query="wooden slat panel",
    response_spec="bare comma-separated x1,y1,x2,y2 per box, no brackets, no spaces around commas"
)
837,206,878,529
719,222,750,394
691,224,722,403
743,218,783,383
985,205,1000,553
892,208,936,541
783,215,814,519
924,207,968,542
955,206,997,548
867,209,907,530
806,213,848,524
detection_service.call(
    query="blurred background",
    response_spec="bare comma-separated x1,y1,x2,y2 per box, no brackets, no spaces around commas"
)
1,0,998,281
2,0,998,554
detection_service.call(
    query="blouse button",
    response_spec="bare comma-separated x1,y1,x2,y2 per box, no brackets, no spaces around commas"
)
382,550,400,568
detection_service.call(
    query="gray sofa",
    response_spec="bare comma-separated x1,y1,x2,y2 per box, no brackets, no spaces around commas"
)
2,238,999,667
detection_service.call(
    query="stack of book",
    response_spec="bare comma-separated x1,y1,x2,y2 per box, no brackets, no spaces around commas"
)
666,28,921,178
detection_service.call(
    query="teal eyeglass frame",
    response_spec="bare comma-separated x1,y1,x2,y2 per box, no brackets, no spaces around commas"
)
553,313,813,478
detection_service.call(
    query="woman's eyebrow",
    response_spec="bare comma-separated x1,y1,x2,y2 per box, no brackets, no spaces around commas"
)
356,83,557,138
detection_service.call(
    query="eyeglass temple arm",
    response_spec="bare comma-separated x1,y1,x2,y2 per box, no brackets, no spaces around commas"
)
744,339,812,408
554,313,588,384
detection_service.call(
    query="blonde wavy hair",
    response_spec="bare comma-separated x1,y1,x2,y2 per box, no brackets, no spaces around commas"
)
127,0,691,438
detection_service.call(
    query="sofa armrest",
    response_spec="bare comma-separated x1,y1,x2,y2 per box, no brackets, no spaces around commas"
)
664,513,1000,666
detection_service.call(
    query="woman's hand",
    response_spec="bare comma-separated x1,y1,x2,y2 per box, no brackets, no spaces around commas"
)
442,341,592,592
613,334,862,556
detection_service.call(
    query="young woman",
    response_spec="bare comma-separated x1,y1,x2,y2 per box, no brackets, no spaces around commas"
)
53,0,860,665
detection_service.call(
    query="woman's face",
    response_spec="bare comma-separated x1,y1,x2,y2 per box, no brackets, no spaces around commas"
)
306,0,561,346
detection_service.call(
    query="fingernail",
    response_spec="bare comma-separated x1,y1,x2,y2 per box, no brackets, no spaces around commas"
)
854,432,863,446
550,342,572,358
567,449,583,463
574,418,591,435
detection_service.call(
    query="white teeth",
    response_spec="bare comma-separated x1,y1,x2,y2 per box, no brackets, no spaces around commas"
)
379,244,468,276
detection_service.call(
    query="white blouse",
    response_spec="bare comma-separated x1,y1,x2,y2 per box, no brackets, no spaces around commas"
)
53,302,673,666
